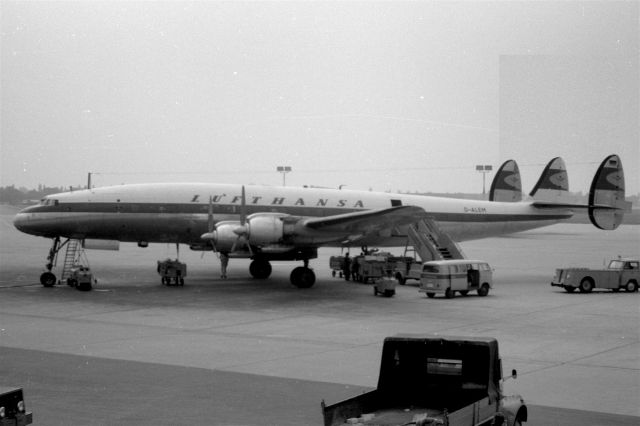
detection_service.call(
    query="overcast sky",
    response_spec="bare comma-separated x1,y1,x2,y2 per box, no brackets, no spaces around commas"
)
1,1,638,195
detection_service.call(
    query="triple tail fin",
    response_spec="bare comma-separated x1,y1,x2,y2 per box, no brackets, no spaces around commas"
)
588,154,626,230
529,157,569,201
530,154,627,230
489,160,522,202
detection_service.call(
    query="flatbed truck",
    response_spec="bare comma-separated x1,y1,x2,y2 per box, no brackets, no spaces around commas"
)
551,258,639,293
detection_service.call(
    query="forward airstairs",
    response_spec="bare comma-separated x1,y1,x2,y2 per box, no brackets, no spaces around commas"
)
59,239,88,283
406,217,465,261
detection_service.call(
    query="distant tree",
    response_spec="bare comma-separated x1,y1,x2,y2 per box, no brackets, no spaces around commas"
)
0,185,25,204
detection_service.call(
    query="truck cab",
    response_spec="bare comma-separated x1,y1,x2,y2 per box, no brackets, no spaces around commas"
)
0,387,32,426
322,335,527,426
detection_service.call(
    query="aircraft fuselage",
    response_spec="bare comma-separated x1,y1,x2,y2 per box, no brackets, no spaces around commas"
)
13,183,572,247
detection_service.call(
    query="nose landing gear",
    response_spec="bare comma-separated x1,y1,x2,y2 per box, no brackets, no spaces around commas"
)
40,237,62,286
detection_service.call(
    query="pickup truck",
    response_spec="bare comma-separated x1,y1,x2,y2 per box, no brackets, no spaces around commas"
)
0,386,32,426
321,335,527,426
551,258,639,293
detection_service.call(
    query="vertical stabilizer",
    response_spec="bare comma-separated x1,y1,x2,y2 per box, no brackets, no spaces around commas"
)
589,155,625,230
489,160,522,202
529,157,569,201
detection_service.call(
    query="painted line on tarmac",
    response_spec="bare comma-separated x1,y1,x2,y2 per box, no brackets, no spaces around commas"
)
0,283,40,288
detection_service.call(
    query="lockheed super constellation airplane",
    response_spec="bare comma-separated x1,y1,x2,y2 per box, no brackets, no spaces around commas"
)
13,155,626,288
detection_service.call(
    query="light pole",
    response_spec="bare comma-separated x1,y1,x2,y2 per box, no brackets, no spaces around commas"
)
277,166,292,186
475,164,493,196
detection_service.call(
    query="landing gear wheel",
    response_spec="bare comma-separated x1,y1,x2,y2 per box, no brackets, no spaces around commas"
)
290,267,316,288
249,259,272,279
40,272,56,287
579,278,594,293
477,283,490,297
625,280,638,292
565,286,576,293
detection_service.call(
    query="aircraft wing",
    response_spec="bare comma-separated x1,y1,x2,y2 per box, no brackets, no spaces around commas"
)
302,205,426,233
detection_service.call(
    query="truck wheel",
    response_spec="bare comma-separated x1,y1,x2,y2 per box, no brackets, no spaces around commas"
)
477,283,490,297
76,281,92,291
625,280,638,292
564,286,576,293
384,289,395,297
332,270,336,277
459,290,469,296
445,288,454,299
395,273,406,285
579,278,594,293
426,292,435,298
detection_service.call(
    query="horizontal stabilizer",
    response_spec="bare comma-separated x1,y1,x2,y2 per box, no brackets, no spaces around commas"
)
530,157,569,201
489,160,522,202
589,154,625,230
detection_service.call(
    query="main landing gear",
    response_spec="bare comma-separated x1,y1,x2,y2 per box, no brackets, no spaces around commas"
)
248,258,316,288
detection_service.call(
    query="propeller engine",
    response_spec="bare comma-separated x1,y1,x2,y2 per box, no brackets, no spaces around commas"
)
200,186,293,254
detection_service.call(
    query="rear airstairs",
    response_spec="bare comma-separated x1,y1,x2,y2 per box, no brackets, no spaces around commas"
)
406,217,465,262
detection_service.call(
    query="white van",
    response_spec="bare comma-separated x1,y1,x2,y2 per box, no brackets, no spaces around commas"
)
420,259,493,299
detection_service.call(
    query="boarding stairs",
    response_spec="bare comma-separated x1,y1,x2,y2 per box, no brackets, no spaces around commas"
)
407,217,465,262
59,239,83,283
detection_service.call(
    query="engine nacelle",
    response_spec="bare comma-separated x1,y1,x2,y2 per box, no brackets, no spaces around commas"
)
204,214,290,252
245,213,286,245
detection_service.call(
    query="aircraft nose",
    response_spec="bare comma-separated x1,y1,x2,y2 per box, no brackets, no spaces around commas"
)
13,212,31,233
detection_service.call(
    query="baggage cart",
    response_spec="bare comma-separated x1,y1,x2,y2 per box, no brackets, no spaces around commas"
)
157,259,186,286
329,256,345,278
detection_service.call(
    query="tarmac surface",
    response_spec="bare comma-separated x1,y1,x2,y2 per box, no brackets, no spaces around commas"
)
0,204,638,425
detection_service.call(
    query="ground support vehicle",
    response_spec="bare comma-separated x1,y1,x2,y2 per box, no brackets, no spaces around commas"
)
358,255,387,283
321,335,527,426
551,258,639,293
0,387,32,426
373,276,396,297
330,256,345,278
393,258,422,285
420,260,493,299
65,265,95,291
157,259,186,286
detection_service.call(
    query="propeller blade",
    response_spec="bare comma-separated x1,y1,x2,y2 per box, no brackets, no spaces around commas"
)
208,196,215,232
239,185,247,226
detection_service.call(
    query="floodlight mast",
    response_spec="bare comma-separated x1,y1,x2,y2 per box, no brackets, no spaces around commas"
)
276,166,292,186
475,164,493,196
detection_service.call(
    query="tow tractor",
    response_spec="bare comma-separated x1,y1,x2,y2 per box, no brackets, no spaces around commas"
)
66,265,95,291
